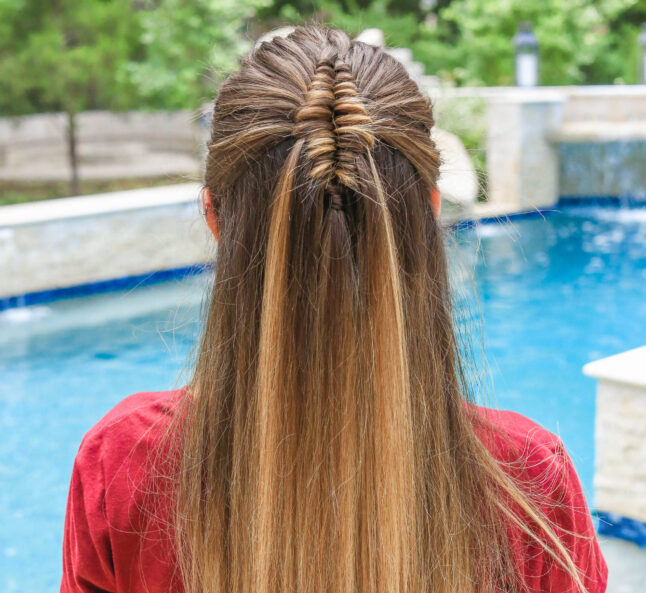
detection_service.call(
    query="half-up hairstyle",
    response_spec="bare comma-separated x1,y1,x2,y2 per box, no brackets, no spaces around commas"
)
166,25,589,593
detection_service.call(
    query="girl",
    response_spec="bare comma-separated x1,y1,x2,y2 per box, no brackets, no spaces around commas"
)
61,25,607,593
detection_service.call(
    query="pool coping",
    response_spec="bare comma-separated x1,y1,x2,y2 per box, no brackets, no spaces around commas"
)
0,182,201,227
3,196,645,312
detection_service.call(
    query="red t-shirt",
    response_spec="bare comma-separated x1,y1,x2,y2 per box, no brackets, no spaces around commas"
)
61,387,608,593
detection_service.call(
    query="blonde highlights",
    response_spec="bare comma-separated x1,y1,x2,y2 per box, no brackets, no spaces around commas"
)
166,25,589,593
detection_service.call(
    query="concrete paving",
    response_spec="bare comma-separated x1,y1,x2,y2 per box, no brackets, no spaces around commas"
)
599,537,646,593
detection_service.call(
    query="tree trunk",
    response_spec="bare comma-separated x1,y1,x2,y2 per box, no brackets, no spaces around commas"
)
66,110,80,196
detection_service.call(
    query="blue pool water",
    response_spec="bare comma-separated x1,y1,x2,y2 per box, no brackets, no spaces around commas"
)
1,204,646,591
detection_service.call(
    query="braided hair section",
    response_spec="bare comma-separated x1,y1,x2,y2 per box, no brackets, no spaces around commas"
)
294,51,375,210
332,60,374,192
294,57,336,184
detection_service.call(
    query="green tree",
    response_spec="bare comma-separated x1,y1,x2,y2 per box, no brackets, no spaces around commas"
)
0,0,140,194
127,0,271,110
269,0,646,86
593,0,646,84
0,0,269,196
260,0,424,24
425,0,645,86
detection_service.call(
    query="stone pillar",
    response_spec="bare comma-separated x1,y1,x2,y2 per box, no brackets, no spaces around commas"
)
583,346,646,544
486,92,565,210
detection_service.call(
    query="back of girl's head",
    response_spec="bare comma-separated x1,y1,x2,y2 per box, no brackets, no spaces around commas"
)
205,26,443,293
171,24,588,593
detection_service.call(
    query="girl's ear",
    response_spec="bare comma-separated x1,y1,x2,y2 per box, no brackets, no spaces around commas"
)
430,187,441,218
202,187,219,242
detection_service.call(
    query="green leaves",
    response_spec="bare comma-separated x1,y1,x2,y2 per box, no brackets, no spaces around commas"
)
0,0,270,117
126,0,270,110
0,0,139,116
276,0,645,87
427,0,644,86
1,0,644,119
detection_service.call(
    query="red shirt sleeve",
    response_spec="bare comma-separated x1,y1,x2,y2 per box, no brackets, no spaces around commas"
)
61,435,116,593
60,389,184,593
469,405,609,593
537,437,608,593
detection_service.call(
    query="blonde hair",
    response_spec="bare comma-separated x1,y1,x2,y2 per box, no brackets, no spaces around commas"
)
165,25,588,593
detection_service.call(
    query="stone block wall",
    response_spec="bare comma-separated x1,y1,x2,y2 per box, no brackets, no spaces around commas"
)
0,110,207,181
595,379,646,522
584,346,646,524
0,183,213,300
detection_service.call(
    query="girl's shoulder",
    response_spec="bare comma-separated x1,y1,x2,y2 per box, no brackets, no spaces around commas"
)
71,386,186,515
80,387,185,448
467,402,562,456
467,402,609,593
62,388,186,593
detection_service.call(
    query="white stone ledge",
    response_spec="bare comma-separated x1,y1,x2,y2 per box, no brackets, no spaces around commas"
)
0,183,213,298
0,182,202,227
584,346,646,389
586,346,646,524
551,122,646,143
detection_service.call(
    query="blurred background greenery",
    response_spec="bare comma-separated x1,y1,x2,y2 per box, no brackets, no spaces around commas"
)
3,0,645,116
1,0,645,202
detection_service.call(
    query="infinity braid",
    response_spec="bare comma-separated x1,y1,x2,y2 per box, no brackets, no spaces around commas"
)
294,51,375,207
294,56,336,184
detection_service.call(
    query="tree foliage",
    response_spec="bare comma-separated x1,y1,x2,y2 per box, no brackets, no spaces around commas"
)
276,0,646,86
0,0,141,193
0,0,267,193
430,0,646,86
1,0,645,119
0,0,139,116
128,0,270,110
0,0,270,118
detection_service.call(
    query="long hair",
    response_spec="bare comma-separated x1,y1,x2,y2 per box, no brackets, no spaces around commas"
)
168,25,587,593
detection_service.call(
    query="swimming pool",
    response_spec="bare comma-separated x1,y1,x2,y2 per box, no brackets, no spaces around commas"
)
1,203,645,591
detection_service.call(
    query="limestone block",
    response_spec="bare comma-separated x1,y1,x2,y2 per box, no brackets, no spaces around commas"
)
486,93,564,210
431,127,478,208
0,110,203,182
255,26,296,48
0,183,213,298
584,346,646,523
355,28,385,47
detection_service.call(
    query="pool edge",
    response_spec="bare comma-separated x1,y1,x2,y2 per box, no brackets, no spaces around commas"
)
595,511,646,548
0,263,213,312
